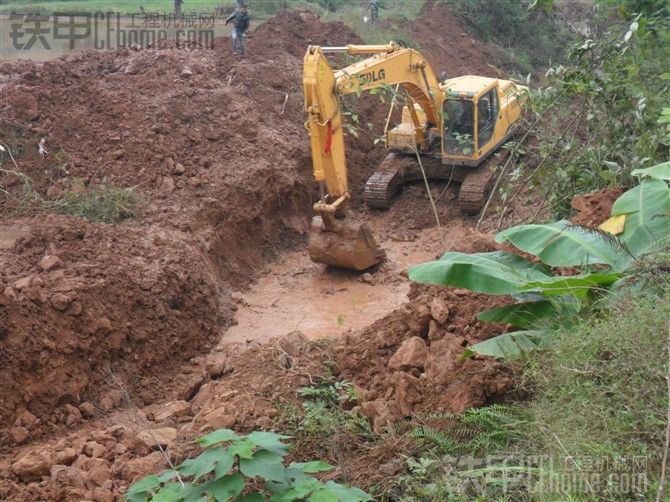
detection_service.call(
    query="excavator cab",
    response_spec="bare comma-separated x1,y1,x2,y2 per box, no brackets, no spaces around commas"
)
439,77,526,166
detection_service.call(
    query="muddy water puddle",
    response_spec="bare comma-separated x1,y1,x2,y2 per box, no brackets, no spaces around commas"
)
220,229,443,345
222,251,408,344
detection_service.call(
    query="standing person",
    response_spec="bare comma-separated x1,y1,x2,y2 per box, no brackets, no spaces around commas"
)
225,3,250,57
367,0,384,24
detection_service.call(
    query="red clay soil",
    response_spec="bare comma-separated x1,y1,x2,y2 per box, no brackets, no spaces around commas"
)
0,11,371,445
387,0,505,78
0,8,521,502
0,273,515,500
570,187,624,228
0,213,227,430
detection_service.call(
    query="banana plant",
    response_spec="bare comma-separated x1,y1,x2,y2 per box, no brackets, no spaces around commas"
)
409,161,670,358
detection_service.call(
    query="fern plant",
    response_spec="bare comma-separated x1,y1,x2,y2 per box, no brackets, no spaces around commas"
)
407,405,528,456
407,426,458,454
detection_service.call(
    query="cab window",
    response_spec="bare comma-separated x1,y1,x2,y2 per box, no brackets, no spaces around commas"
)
443,99,474,155
477,89,497,147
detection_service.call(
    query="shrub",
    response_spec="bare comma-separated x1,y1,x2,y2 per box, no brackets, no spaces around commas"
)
125,429,372,501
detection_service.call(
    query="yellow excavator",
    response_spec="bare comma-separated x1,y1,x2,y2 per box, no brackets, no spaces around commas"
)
303,42,528,270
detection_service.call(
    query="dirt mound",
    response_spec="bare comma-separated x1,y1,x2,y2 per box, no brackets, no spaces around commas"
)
338,284,513,432
570,187,624,227
0,214,227,450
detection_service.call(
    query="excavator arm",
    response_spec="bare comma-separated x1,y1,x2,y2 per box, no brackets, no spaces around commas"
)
303,43,443,270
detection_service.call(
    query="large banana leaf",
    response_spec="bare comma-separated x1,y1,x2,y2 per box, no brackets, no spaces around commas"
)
408,251,551,295
476,301,558,328
495,221,630,270
611,179,670,259
519,272,621,298
631,161,670,180
469,330,551,358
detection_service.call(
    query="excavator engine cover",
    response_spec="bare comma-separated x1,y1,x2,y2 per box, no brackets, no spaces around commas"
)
308,216,385,271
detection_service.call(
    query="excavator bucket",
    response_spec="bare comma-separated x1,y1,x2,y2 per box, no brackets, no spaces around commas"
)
308,216,385,271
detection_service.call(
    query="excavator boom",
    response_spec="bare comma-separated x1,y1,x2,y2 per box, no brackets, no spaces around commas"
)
303,43,442,270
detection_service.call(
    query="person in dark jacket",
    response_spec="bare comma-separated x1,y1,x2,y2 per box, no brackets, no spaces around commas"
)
225,3,250,56
367,0,385,24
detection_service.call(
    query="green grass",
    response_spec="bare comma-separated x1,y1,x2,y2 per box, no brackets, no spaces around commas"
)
438,0,572,74
319,0,425,45
54,184,138,223
524,291,669,462
0,0,424,31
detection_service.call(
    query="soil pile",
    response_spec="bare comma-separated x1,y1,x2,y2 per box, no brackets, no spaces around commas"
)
387,0,505,78
338,248,514,432
570,187,624,228
0,215,226,444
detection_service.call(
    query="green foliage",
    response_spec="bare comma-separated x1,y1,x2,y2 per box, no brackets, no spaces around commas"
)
632,159,670,180
463,330,552,358
408,251,552,295
610,178,670,257
476,301,560,328
396,406,531,499
440,0,571,74
528,9,670,217
297,379,357,405
526,292,669,458
497,222,634,269
518,290,669,500
54,184,138,223
659,107,670,146
293,379,370,440
407,405,529,456
409,172,670,357
125,429,372,502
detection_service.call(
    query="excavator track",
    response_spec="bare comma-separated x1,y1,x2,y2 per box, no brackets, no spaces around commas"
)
364,150,510,215
458,166,496,215
363,154,415,209
458,150,510,215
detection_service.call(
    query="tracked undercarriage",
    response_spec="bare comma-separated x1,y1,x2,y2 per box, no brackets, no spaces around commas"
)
363,151,506,214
